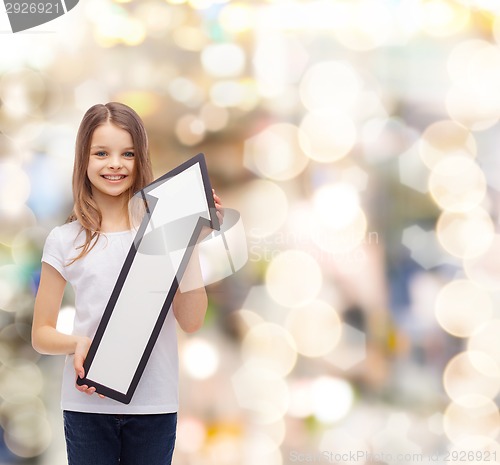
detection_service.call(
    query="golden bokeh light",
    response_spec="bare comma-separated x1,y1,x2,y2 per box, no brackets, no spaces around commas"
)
464,236,500,291
310,376,354,423
443,398,500,444
428,155,486,212
420,0,470,37
236,179,288,239
265,250,323,308
443,351,500,405
446,39,500,130
218,2,256,34
175,114,206,146
201,43,246,78
418,120,476,169
243,123,309,181
299,61,362,113
181,337,220,380
311,208,368,254
435,280,492,338
299,111,356,163
436,208,494,260
334,0,392,51
231,361,290,424
241,323,297,377
0,396,52,458
313,183,361,230
468,320,500,370
285,300,342,357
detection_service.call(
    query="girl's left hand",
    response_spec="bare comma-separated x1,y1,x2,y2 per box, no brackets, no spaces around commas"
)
213,189,224,226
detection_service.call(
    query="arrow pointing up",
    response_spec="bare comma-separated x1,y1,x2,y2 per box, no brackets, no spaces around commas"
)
77,153,220,404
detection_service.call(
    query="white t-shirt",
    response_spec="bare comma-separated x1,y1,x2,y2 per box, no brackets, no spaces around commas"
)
41,221,179,414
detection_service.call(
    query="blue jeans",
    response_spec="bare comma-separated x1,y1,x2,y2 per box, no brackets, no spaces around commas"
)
63,411,177,465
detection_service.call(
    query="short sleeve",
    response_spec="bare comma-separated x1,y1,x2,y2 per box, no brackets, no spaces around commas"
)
41,227,68,280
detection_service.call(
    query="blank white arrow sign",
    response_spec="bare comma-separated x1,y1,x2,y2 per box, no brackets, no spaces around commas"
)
78,153,220,404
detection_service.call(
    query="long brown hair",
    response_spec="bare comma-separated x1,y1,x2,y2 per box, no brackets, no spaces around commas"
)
68,102,154,263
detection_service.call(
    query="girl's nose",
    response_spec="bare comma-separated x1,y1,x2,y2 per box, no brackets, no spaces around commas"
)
107,155,123,169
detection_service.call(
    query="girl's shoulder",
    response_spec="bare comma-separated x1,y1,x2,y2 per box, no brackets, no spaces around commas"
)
46,220,85,246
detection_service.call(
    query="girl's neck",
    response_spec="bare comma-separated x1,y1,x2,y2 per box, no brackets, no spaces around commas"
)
94,192,131,233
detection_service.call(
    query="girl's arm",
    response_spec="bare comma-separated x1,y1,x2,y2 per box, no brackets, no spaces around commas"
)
32,262,98,395
172,244,208,333
172,190,223,333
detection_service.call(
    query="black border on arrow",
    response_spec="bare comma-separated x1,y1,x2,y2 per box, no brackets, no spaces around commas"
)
77,153,220,404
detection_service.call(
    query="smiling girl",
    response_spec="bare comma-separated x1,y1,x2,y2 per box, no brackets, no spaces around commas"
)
32,102,222,465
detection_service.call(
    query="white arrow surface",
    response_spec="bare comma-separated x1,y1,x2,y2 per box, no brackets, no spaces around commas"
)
78,153,220,403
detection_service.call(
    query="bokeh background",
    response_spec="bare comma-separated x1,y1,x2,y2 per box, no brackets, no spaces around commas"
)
2,0,500,463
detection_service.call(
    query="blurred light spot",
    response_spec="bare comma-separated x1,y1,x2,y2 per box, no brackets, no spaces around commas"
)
443,398,500,444
231,361,290,424
311,376,353,423
135,2,172,38
446,40,500,130
94,8,146,47
175,114,206,146
172,26,207,51
237,180,288,238
265,250,322,308
74,79,110,113
242,323,297,377
113,91,160,118
320,427,369,462
202,43,246,78
420,0,470,37
56,306,76,336
286,300,341,357
311,208,367,255
0,69,46,118
176,416,206,453
199,103,229,132
0,206,36,247
300,61,362,113
242,434,282,465
219,2,255,33
299,111,356,163
254,33,309,98
243,123,309,181
419,120,476,169
435,280,492,338
206,428,243,465
428,156,486,212
288,379,313,418
436,208,494,259
334,0,392,51
402,225,448,269
168,77,204,107
468,320,500,370
1,396,51,458
0,162,31,215
0,362,43,399
210,80,258,109
0,265,23,312
182,337,219,380
313,183,360,230
443,351,500,405
464,236,500,291
324,323,367,370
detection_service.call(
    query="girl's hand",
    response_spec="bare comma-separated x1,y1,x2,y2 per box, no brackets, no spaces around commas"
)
213,189,224,226
74,336,105,398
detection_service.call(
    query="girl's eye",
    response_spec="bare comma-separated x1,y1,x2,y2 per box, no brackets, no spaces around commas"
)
96,151,107,157
123,152,135,158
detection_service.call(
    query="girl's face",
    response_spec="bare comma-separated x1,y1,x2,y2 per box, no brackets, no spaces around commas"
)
87,122,136,201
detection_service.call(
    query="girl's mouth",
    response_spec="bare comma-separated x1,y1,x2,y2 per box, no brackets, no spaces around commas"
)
102,175,126,181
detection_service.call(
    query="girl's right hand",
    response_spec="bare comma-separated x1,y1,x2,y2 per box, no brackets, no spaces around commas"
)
74,336,104,398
